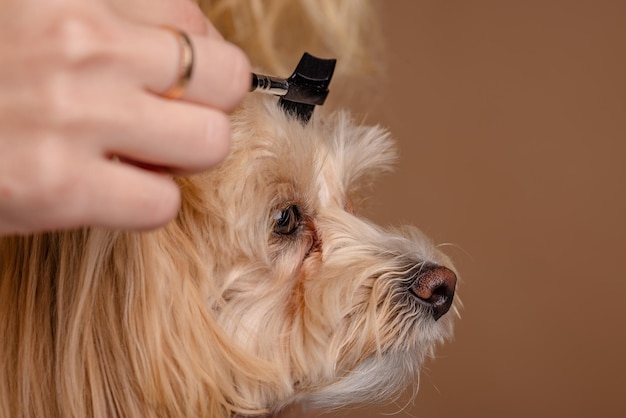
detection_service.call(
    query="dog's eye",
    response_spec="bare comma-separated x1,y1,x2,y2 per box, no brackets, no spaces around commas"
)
273,205,301,235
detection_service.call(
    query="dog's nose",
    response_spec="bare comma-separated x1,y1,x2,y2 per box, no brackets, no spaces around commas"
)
410,265,457,321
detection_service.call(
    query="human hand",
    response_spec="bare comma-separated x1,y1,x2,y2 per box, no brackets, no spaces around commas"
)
0,0,250,235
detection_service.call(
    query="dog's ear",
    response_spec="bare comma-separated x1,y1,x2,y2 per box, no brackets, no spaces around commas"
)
334,116,398,203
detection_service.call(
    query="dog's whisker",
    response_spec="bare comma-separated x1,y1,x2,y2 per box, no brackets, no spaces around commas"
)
435,242,474,261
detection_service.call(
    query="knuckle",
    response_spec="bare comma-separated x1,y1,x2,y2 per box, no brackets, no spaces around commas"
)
25,139,79,209
33,146,74,201
33,14,121,131
43,13,115,68
37,80,103,140
0,137,80,227
39,78,82,130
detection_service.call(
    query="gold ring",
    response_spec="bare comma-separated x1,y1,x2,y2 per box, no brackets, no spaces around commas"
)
161,26,194,99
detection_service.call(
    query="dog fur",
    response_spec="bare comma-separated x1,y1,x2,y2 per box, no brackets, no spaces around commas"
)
0,94,458,417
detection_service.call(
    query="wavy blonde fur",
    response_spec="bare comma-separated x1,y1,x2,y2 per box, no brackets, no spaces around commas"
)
0,95,457,417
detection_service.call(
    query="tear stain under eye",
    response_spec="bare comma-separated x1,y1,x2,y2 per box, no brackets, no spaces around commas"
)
303,215,322,259
287,215,322,319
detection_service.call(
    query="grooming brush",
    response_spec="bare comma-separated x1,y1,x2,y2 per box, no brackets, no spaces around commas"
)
250,52,336,123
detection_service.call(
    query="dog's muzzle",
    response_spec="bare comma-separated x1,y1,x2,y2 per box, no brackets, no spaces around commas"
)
410,265,457,321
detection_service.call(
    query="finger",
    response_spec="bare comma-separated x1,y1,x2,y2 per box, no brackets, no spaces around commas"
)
110,0,219,37
124,22,250,111
99,92,232,174
68,159,182,230
0,158,181,233
179,31,250,110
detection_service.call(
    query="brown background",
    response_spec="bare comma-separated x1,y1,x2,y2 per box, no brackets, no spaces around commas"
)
285,1,626,417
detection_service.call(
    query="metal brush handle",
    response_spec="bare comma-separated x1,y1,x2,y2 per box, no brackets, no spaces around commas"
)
250,74,288,96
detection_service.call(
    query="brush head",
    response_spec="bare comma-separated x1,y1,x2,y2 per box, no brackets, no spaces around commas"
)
250,52,336,124
278,52,336,123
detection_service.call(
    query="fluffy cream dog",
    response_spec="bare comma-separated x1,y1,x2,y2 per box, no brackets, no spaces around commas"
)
0,93,457,417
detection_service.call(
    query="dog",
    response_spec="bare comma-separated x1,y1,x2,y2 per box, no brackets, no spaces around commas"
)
0,93,458,417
